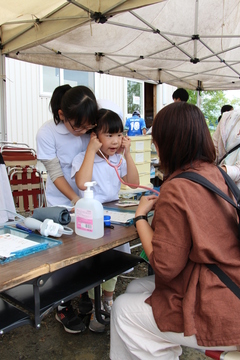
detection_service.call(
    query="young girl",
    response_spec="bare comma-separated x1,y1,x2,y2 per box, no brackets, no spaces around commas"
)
71,108,139,332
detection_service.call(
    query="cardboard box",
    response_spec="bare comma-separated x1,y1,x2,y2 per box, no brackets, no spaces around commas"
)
130,135,152,152
130,151,151,164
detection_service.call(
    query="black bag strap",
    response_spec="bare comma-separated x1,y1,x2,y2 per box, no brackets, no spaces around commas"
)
206,264,240,299
173,168,240,299
174,168,240,232
218,143,240,165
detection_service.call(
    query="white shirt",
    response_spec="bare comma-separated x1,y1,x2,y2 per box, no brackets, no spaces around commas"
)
36,120,90,206
71,152,127,203
72,152,130,254
212,109,240,189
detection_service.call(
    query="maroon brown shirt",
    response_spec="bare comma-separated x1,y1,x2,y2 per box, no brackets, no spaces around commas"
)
147,161,240,347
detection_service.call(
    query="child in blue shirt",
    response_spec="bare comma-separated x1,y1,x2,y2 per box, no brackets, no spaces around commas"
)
124,110,147,136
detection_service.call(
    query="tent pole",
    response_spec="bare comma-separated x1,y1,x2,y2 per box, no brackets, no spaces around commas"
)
0,54,7,142
196,80,202,108
193,0,199,58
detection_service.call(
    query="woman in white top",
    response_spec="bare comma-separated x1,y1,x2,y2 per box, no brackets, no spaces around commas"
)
36,85,98,335
37,85,98,207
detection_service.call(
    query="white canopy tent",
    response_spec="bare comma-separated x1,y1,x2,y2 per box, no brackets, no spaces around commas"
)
0,0,240,138
1,0,240,90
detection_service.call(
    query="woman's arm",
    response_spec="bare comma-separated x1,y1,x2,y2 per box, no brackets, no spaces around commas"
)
42,158,80,205
135,195,158,259
54,177,80,205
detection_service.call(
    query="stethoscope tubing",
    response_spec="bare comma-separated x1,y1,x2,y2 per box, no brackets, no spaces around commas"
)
98,149,160,195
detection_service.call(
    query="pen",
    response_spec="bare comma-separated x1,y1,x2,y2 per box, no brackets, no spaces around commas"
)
16,224,33,233
104,224,114,229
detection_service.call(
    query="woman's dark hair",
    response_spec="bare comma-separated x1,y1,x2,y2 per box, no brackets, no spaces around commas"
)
50,85,98,128
95,109,123,134
50,84,72,124
60,86,98,128
152,102,216,175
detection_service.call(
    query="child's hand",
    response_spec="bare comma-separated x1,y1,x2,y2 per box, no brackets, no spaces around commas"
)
121,135,131,155
87,132,102,154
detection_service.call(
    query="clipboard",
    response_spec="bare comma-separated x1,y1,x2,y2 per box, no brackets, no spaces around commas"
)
103,207,153,226
0,226,62,264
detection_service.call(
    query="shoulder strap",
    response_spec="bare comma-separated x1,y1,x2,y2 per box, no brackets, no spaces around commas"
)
173,168,240,299
174,169,240,214
217,166,240,204
206,264,240,299
218,143,240,165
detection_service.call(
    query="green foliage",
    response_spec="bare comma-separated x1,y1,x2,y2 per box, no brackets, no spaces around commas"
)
187,90,240,133
127,80,143,115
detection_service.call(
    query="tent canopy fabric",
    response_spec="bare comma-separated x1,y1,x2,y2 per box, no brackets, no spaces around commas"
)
1,0,240,90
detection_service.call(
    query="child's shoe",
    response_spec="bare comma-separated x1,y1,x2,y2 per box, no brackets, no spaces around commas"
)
89,305,105,333
55,306,86,334
103,299,113,313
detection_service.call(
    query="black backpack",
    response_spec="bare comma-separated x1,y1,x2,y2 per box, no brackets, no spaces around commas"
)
174,166,240,299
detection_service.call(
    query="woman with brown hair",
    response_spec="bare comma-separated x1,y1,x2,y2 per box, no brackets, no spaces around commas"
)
110,102,240,359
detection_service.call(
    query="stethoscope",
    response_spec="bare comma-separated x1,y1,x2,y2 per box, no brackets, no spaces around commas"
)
98,149,160,195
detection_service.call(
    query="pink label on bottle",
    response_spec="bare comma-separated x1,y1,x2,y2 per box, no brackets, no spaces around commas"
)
76,208,93,232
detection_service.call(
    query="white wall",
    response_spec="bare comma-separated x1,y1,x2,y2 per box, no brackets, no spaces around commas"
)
6,58,52,149
95,73,125,116
5,58,175,150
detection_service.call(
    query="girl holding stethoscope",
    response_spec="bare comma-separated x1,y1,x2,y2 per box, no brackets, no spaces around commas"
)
71,108,140,333
72,108,139,202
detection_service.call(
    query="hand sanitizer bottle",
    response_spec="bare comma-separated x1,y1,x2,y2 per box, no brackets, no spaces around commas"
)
75,181,104,239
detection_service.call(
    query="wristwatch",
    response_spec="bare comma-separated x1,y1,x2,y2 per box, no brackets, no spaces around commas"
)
133,215,148,227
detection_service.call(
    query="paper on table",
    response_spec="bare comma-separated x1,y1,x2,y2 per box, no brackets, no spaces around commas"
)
103,210,135,224
0,233,40,258
115,200,139,207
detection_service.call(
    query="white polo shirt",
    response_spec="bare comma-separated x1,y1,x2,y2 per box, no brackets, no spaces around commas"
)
71,152,127,203
72,152,131,254
37,120,90,206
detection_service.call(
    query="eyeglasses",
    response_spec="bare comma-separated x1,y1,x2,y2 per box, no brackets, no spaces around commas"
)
67,120,97,133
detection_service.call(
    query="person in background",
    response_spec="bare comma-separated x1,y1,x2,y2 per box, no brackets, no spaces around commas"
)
124,109,147,136
72,108,139,333
110,102,240,359
36,85,98,334
213,108,240,189
172,88,189,102
147,88,189,135
218,104,234,122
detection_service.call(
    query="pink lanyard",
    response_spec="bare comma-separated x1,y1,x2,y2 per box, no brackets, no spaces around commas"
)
98,150,160,195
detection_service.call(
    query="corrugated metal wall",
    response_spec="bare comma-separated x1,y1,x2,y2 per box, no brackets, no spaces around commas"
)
6,58,52,150
5,58,175,150
95,73,125,118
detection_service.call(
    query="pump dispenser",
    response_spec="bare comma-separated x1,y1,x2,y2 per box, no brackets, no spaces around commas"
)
75,181,104,239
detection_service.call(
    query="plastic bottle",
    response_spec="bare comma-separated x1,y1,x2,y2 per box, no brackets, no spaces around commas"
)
75,181,104,239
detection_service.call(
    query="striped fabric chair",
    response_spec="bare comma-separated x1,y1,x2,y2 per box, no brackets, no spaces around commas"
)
1,142,45,214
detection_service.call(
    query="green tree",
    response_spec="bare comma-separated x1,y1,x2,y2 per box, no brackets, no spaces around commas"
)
187,90,240,134
127,80,143,115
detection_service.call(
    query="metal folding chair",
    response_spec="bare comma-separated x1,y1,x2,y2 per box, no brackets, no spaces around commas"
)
199,349,240,359
1,142,46,214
